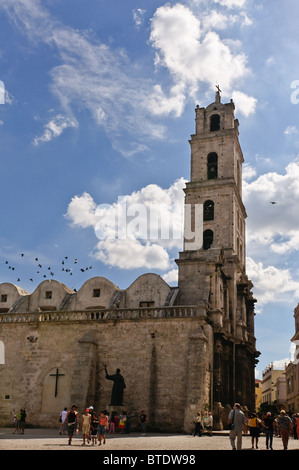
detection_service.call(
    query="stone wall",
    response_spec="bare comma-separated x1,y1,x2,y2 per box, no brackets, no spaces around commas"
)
0,308,212,432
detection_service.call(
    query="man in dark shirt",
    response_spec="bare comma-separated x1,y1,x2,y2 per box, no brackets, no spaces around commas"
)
263,412,274,450
139,411,148,435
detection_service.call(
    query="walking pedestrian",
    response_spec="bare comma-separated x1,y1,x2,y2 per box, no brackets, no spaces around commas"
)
262,412,274,450
63,405,78,445
59,407,68,435
248,413,261,449
98,411,108,445
277,410,292,450
81,408,91,445
228,403,246,450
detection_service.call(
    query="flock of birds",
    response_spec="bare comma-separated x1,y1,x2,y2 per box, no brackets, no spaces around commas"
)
2,253,93,287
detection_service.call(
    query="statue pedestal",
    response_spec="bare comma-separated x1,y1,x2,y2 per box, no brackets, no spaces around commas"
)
106,405,126,416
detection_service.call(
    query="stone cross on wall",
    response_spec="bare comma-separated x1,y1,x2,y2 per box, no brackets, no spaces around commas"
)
49,368,65,397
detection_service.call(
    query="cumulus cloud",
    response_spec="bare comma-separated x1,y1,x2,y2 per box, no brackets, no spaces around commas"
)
242,163,257,181
247,257,299,306
149,3,251,102
162,268,179,284
232,90,257,117
65,178,186,271
244,159,299,249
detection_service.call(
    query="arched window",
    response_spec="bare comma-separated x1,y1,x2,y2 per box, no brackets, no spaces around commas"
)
203,200,214,221
207,153,218,179
203,229,213,250
210,114,220,132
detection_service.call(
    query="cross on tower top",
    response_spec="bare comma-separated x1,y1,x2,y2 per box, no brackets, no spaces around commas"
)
215,85,221,103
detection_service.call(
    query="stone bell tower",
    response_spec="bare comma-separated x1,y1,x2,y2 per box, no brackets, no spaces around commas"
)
176,89,259,413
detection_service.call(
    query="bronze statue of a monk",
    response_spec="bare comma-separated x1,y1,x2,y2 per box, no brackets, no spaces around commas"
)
104,365,126,406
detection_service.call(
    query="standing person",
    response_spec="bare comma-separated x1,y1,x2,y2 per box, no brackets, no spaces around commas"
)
125,411,132,434
11,414,17,433
296,414,299,441
228,403,246,450
292,414,298,439
263,412,274,450
118,414,126,433
19,409,26,434
109,413,115,434
277,410,292,450
59,407,68,435
63,405,78,445
90,411,99,445
248,413,261,449
206,411,213,436
15,410,22,433
139,410,148,436
192,412,202,437
114,412,119,433
98,411,108,445
81,408,91,445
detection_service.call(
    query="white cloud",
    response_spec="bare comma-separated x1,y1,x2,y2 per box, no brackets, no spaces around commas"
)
65,178,186,271
94,238,170,270
244,159,299,250
1,0,256,153
232,90,257,116
162,268,179,284
0,0,167,154
213,0,247,8
284,125,298,135
242,163,257,181
65,192,98,229
132,8,146,29
149,3,252,106
201,9,251,31
33,114,77,145
246,257,299,306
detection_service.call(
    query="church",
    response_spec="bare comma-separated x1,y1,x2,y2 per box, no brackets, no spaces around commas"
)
0,91,259,432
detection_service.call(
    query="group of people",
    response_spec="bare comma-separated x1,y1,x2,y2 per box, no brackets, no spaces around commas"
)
12,409,26,434
59,405,109,446
229,403,296,450
59,406,147,445
192,411,213,437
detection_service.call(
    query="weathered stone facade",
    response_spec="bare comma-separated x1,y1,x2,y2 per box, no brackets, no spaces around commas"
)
0,92,259,432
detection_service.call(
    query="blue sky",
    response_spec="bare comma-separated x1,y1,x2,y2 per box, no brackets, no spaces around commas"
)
1,0,299,379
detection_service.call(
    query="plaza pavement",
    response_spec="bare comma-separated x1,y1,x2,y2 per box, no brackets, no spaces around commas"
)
1,427,299,452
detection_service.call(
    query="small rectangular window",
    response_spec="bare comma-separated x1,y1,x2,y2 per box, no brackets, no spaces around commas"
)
139,301,155,308
93,289,101,298
1,295,7,303
45,291,52,299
